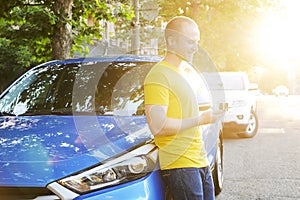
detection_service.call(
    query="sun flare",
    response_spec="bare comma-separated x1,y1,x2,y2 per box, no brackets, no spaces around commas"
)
255,0,300,67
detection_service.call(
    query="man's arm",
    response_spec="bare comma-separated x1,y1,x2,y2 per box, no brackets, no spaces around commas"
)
145,104,224,136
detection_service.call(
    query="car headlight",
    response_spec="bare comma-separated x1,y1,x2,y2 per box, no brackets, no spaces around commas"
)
57,144,157,194
231,100,247,107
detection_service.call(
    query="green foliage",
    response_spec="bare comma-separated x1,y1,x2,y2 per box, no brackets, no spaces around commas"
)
0,5,53,64
0,0,134,61
0,38,32,92
0,0,285,94
71,0,134,56
0,38,31,70
0,0,134,93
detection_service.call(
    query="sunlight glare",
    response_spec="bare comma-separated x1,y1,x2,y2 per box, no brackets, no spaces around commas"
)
255,0,300,67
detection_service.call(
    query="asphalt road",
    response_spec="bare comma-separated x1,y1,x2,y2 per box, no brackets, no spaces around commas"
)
216,95,300,200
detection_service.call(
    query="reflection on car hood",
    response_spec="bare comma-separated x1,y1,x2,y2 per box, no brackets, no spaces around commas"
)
0,115,152,187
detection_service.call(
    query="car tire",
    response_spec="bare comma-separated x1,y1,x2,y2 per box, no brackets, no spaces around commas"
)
238,110,258,138
213,133,223,196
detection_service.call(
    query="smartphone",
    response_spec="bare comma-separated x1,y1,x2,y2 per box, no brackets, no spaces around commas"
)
219,102,228,111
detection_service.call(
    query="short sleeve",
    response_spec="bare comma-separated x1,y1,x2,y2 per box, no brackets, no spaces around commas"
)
144,68,170,106
144,84,169,105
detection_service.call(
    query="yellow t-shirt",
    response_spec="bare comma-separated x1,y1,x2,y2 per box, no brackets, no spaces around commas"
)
144,61,208,170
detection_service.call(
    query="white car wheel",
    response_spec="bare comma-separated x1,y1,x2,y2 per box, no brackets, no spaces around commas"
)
239,110,258,138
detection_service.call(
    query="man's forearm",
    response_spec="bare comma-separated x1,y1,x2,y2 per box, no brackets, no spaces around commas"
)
145,105,224,136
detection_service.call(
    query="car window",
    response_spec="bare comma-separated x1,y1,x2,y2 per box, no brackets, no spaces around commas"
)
220,75,245,90
0,62,153,116
203,73,246,90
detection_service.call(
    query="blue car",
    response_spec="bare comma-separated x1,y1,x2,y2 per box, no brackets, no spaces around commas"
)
0,56,223,199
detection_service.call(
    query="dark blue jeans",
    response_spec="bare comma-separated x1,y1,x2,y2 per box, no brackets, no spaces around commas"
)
160,166,215,200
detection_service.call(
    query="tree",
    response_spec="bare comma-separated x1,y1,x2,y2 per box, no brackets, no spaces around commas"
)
52,0,74,60
0,0,285,93
0,0,133,92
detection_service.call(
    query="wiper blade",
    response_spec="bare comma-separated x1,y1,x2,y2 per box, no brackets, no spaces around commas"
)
17,109,114,116
0,111,16,116
19,108,73,116
50,108,73,115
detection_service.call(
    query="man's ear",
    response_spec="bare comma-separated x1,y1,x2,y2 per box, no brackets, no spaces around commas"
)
167,35,176,49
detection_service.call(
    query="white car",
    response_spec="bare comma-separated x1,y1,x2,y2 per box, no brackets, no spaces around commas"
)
203,72,259,138
273,85,289,97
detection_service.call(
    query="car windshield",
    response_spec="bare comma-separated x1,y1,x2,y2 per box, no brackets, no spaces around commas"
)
220,75,245,90
0,61,153,116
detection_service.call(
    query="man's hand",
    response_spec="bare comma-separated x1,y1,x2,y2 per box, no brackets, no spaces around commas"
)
198,109,225,125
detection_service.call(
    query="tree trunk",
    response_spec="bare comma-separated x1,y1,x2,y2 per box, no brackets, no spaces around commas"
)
52,0,73,60
189,1,200,24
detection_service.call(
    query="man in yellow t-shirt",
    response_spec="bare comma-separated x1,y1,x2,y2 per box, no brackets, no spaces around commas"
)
144,16,224,200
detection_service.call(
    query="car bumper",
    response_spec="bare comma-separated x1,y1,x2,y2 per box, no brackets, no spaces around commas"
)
275,92,288,96
223,107,251,125
222,121,248,131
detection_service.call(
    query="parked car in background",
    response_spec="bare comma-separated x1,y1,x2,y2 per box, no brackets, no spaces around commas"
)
203,72,259,138
0,56,223,199
273,85,289,97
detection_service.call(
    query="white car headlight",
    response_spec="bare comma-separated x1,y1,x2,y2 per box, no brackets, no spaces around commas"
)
231,100,247,107
57,144,157,194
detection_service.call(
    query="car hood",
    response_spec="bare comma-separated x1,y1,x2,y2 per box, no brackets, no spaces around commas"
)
224,89,247,99
0,115,152,187
211,90,247,102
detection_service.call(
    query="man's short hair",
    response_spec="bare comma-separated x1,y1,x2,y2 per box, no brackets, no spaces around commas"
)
165,16,198,37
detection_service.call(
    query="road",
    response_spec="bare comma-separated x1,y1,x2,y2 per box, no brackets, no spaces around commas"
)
216,95,300,200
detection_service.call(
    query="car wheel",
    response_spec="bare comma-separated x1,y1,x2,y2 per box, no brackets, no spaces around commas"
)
213,133,223,195
239,110,258,138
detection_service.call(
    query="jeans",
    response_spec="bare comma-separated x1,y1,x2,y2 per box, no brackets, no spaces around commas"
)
160,166,215,200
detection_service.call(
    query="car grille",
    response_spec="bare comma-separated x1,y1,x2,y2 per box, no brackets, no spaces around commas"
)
0,187,59,200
